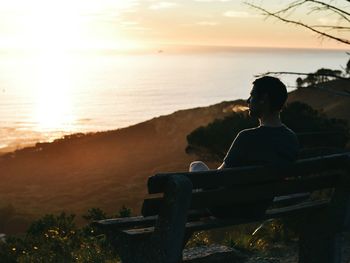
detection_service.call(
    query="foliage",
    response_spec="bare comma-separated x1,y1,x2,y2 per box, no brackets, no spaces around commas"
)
186,112,258,160
249,219,292,249
82,208,107,221
186,101,349,160
280,102,348,134
295,68,344,88
118,205,132,218
186,231,211,247
347,58,350,75
0,206,132,262
185,220,296,254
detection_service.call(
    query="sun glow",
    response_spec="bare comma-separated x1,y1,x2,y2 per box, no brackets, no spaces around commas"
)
1,0,141,50
32,51,76,132
14,2,90,50
4,0,141,132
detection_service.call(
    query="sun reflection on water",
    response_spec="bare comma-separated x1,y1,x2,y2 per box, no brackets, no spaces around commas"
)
31,51,77,133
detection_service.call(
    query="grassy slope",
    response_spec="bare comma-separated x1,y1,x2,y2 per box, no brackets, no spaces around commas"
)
0,100,244,232
287,79,350,123
0,78,349,234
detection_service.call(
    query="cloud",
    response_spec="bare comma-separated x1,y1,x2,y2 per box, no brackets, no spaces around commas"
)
196,21,219,26
149,2,177,10
223,10,260,18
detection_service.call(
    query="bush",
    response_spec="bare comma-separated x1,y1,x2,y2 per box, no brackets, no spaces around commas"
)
186,112,257,160
118,205,132,218
186,101,349,160
0,206,135,262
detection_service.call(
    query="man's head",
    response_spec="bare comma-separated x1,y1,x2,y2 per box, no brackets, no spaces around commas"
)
247,76,287,118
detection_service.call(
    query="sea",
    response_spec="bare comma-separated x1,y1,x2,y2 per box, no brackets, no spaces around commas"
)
0,47,348,153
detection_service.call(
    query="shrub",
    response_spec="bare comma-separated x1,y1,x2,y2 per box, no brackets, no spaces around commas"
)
118,205,132,218
186,112,257,160
0,210,120,262
186,101,349,160
82,208,107,222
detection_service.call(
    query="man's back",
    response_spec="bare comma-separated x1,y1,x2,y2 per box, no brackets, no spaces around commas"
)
197,76,300,218
224,125,299,168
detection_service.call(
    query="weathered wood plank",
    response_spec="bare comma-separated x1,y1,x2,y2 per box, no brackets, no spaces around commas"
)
126,200,329,237
143,174,338,216
94,194,313,231
92,216,157,230
148,153,349,194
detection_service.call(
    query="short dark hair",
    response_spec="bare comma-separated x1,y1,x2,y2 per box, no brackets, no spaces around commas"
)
253,76,287,111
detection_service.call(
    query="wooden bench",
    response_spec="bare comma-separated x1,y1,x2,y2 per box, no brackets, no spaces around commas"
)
94,153,350,263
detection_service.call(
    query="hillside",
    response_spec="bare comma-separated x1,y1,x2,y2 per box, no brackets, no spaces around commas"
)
0,100,246,232
0,78,349,234
287,79,350,123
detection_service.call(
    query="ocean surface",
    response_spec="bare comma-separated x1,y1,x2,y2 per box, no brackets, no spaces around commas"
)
0,47,348,152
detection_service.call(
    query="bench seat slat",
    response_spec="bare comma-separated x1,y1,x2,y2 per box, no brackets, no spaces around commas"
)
148,154,348,194
93,210,214,230
124,199,329,236
142,174,338,216
92,216,157,230
93,194,312,231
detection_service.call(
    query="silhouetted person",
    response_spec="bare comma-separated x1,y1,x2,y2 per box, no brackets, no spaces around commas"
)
190,76,299,218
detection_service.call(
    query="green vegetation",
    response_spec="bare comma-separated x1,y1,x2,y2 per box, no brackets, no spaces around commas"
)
185,218,299,256
295,68,345,88
185,100,349,256
187,101,349,161
0,206,133,263
186,111,258,160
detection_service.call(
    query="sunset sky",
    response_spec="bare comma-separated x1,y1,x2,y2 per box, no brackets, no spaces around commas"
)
0,0,348,51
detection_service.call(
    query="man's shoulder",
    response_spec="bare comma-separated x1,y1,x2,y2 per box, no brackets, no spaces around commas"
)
280,124,297,136
238,125,297,138
237,127,262,136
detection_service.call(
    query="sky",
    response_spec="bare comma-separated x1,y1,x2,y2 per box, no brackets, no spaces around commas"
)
0,0,349,51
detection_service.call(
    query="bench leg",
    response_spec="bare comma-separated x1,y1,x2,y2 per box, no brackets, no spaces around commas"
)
299,230,341,263
299,173,350,263
105,175,192,263
151,174,193,263
298,209,342,263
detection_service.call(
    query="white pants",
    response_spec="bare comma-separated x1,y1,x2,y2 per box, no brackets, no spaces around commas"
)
189,161,209,172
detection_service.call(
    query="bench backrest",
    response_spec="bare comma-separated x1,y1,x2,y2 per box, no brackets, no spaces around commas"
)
142,153,350,217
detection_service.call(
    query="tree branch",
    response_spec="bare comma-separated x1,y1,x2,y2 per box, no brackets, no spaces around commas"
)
246,3,350,45
272,0,305,15
310,25,350,30
306,0,350,19
255,71,350,81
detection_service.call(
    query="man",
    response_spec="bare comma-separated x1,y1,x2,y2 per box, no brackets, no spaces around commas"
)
218,76,299,169
191,76,299,171
190,76,299,217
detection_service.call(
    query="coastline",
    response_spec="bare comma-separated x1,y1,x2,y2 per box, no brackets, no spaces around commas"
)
0,79,349,234
0,99,245,233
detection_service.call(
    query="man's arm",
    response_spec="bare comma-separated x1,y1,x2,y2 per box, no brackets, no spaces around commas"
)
218,131,248,169
217,162,226,169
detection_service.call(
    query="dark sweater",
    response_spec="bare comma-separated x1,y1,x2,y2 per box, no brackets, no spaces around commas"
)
211,125,299,218
224,125,299,168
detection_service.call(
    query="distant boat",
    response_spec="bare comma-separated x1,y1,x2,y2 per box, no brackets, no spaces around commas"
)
157,50,163,53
